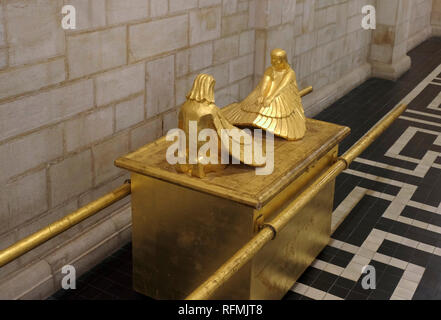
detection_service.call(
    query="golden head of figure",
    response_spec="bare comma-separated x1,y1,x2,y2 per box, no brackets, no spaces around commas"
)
186,74,216,104
270,48,289,71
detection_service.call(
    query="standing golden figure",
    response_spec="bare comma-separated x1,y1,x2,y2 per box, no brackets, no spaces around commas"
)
223,49,307,141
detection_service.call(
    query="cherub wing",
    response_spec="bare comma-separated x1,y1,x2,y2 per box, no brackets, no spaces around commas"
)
212,110,266,168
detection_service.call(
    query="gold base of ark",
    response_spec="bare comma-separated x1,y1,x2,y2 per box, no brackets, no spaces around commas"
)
116,119,350,300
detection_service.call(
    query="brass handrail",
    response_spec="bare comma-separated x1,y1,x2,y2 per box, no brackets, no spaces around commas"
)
186,103,408,300
0,182,131,268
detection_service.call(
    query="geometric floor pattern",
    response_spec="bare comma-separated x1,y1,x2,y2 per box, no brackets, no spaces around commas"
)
50,37,441,300
285,60,441,301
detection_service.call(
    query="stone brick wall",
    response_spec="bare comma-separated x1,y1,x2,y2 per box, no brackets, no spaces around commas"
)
0,0,257,281
278,0,374,115
0,0,439,284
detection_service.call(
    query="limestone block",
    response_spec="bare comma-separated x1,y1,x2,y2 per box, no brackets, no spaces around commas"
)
302,0,315,33
239,30,255,55
295,32,317,56
222,0,238,15
200,0,222,8
6,0,65,66
190,42,213,72
214,35,240,63
216,83,239,107
115,95,145,132
93,133,129,185
146,55,175,118
229,53,253,82
370,43,393,64
176,49,190,77
0,126,63,183
221,12,248,36
347,0,360,17
67,27,127,79
292,16,302,37
176,75,195,106
248,0,257,28
347,14,362,33
267,0,283,27
190,7,222,44
335,2,348,38
0,49,7,70
129,15,188,61
106,0,150,24
49,151,93,206
151,0,168,17
170,0,198,12
371,55,411,81
239,76,253,100
0,80,94,142
282,0,297,24
237,0,248,12
254,30,266,75
0,171,48,235
317,24,337,46
0,58,66,100
0,260,53,300
205,61,230,88
433,0,441,26
106,0,149,24
163,109,179,133
315,8,328,30
372,24,396,46
377,0,399,26
95,63,145,106
130,118,162,151
0,5,5,46
64,107,114,152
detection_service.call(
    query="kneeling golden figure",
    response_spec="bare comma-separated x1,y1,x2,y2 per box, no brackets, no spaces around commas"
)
177,74,263,178
223,48,306,141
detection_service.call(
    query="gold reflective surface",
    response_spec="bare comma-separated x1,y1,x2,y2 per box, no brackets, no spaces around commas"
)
116,118,349,300
186,103,407,300
115,119,349,208
250,147,337,299
129,148,337,300
223,49,306,141
131,173,253,300
175,74,263,179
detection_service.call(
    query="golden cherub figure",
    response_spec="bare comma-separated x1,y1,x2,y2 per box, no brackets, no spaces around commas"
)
223,49,306,141
176,74,264,178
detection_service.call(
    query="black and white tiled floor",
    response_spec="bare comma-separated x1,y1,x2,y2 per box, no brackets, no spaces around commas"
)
51,37,441,300
286,38,441,301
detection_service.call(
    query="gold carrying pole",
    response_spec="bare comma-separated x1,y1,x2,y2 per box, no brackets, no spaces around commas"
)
299,86,313,97
186,103,408,300
0,182,131,268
